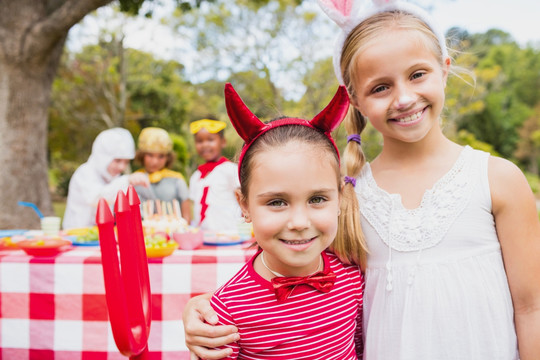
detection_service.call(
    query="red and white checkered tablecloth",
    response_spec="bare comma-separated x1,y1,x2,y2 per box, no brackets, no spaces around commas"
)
0,245,255,360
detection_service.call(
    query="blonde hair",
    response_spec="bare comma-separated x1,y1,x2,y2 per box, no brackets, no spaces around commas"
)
333,106,368,268
238,122,367,266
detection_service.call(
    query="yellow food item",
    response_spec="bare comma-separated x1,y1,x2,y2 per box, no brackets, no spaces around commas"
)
35,240,45,246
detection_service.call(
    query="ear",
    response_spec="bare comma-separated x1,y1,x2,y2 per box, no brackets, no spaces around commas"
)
442,56,451,87
235,188,250,221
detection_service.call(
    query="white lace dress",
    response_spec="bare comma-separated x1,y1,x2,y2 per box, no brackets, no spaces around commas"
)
356,146,518,360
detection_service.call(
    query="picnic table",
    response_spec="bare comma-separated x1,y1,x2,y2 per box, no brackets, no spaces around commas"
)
0,243,255,359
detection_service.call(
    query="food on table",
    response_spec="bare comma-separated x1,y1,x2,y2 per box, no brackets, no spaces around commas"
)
0,237,19,250
75,227,99,243
142,215,189,236
144,234,178,258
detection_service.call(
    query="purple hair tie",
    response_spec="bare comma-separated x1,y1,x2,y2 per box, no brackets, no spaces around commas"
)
344,176,356,187
347,134,361,145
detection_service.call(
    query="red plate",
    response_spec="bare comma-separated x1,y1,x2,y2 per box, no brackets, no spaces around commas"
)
17,238,72,257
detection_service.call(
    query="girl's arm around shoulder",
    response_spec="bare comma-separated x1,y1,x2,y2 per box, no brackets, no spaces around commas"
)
488,156,540,359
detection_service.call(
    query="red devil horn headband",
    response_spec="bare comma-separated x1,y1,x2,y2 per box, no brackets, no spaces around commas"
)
224,83,350,180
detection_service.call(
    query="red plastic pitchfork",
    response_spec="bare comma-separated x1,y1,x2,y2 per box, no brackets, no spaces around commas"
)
96,185,151,359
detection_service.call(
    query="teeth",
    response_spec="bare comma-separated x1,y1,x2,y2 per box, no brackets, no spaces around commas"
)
397,110,422,123
283,239,311,245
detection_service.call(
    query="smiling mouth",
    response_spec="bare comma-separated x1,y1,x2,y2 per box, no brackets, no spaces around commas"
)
391,108,425,123
281,238,314,245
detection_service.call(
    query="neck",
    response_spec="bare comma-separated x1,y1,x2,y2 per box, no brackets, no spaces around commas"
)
376,133,457,169
259,251,322,279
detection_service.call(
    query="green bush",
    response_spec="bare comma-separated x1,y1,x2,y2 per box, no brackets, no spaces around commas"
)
525,172,540,195
49,157,79,197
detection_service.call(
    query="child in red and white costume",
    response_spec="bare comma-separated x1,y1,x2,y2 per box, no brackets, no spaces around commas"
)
208,84,367,359
188,119,242,232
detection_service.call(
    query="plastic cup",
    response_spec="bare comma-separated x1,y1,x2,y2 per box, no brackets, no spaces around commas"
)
41,216,61,236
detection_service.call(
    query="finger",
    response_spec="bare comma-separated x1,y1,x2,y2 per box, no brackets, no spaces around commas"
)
184,319,238,343
190,345,233,360
190,351,199,360
200,305,219,325
186,330,239,349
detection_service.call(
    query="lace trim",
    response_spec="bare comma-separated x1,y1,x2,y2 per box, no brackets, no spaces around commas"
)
357,146,477,252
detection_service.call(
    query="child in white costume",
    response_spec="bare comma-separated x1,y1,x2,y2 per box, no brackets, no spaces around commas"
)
189,119,242,232
180,0,540,359
319,0,540,358
63,128,149,229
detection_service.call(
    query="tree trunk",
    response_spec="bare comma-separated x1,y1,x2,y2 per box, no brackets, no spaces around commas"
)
0,0,113,229
0,40,65,229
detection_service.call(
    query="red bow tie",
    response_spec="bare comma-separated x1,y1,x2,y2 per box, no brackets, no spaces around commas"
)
271,270,336,302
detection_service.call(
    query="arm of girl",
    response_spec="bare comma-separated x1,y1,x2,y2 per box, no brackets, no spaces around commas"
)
489,156,540,359
182,293,239,359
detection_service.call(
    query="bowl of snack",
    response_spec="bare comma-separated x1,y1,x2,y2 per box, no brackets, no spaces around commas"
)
17,237,72,257
172,228,203,250
66,227,100,246
145,234,178,258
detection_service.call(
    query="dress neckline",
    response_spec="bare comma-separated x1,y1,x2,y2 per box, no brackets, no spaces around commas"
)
363,145,471,212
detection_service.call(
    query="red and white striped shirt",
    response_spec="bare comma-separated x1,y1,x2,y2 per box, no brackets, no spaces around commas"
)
210,250,364,359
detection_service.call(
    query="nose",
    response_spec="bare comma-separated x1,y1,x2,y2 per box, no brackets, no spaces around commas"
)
393,86,415,110
287,205,311,231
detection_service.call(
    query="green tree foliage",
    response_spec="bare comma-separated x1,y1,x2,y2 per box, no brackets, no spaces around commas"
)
515,104,540,174
50,40,190,159
449,29,540,162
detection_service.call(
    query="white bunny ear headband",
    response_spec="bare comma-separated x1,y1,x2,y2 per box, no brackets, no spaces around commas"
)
318,0,448,84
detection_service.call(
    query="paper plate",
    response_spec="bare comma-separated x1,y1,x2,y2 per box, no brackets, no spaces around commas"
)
17,238,72,257
203,239,247,246
71,240,100,247
202,231,247,246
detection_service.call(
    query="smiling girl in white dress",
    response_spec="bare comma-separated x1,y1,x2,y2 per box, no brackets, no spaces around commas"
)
318,0,540,358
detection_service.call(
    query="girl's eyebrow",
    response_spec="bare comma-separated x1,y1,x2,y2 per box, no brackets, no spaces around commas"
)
256,191,288,199
256,188,336,198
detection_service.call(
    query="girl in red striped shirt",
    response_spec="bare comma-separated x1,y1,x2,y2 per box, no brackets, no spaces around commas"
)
203,83,367,359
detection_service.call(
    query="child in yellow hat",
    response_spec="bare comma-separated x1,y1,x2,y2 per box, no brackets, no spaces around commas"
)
135,127,191,223
188,119,242,232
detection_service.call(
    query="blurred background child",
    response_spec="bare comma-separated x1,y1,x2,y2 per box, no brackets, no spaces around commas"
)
188,119,242,232
63,127,149,229
134,127,191,223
